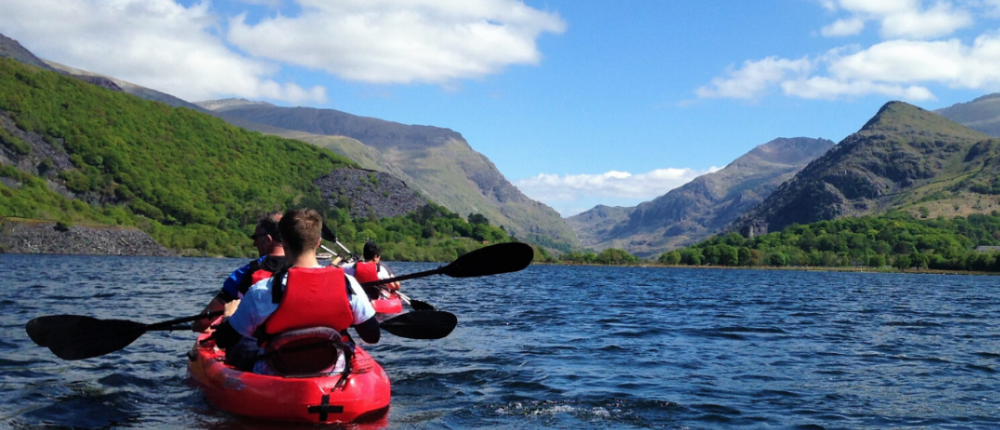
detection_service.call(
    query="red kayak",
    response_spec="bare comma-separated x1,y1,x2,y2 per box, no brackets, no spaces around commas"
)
187,332,390,424
371,292,403,314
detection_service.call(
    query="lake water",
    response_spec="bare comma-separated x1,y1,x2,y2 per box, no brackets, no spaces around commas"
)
2,254,999,429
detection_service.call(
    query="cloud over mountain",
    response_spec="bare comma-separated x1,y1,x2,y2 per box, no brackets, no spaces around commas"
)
514,167,719,215
0,0,563,102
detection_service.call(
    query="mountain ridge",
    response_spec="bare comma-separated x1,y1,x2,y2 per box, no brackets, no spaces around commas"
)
734,101,995,236
200,100,579,248
569,137,833,257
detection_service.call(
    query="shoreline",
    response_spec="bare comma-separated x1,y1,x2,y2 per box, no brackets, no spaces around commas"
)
0,218,174,257
537,261,1000,276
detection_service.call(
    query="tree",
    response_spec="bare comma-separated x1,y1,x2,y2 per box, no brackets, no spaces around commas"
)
596,248,637,265
892,255,911,271
659,251,681,265
868,254,886,268
738,247,752,266
768,252,787,267
719,244,739,266
467,213,489,225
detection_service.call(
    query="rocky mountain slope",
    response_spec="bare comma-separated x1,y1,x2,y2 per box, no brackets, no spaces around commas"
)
1,34,122,92
314,169,427,219
570,137,833,256
44,60,206,112
200,100,578,248
936,93,1000,137
565,205,633,246
734,101,996,236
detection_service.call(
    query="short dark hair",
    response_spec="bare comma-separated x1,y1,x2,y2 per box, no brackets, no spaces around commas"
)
363,242,381,260
278,209,322,255
257,212,282,243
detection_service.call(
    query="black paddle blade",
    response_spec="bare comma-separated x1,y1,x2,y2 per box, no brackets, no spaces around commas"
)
321,223,337,242
408,299,436,311
380,311,457,340
26,315,94,347
44,318,148,360
443,242,534,278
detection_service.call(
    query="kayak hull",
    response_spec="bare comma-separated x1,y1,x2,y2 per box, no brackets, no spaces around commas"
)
187,334,390,424
371,294,403,314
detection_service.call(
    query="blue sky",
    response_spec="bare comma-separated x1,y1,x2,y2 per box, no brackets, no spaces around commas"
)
3,0,1000,215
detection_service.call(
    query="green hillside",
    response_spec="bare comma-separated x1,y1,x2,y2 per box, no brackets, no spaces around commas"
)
0,58,512,258
200,101,580,251
664,211,1000,273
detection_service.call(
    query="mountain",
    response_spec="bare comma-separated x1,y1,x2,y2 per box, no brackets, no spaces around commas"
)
1,34,122,92
0,56,514,260
734,101,996,236
570,137,833,257
565,205,633,246
36,44,576,248
0,56,359,256
0,34,55,71
199,100,579,249
936,93,1000,137
44,60,207,112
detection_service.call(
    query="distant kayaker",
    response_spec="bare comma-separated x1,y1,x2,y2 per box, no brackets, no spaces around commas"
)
343,242,401,300
215,208,380,374
192,213,287,333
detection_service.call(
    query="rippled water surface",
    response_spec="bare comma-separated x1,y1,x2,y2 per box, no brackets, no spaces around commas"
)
3,254,1000,429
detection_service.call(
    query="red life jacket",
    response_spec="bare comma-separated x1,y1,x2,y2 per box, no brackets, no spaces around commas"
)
353,261,380,284
234,256,286,298
250,268,273,284
260,267,353,339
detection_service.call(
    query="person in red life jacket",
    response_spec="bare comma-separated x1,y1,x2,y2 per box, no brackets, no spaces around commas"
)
215,208,379,374
343,242,401,300
192,213,287,333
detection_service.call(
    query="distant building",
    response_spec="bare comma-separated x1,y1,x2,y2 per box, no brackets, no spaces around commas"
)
975,246,1000,253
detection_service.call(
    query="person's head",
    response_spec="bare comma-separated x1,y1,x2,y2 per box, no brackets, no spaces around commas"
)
363,242,381,262
251,212,283,257
278,208,323,258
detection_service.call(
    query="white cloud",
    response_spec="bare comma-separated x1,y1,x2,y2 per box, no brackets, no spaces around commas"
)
0,0,325,104
699,1,1000,101
880,2,973,38
227,0,567,85
514,167,720,205
696,57,813,99
821,17,865,37
0,0,562,102
781,77,935,100
825,0,973,39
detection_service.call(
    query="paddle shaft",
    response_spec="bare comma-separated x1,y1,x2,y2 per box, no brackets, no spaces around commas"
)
148,310,224,330
359,266,444,288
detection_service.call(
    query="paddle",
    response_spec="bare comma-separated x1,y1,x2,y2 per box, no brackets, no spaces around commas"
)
379,311,457,340
26,311,223,360
28,307,458,360
321,224,357,261
358,241,535,288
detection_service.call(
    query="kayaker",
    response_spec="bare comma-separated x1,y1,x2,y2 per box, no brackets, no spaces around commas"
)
192,213,287,333
343,242,401,300
215,208,379,375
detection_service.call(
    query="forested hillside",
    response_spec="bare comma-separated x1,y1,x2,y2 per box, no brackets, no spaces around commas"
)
0,58,512,259
664,211,1000,272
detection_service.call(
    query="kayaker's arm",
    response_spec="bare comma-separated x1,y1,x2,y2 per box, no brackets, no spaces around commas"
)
354,317,380,344
192,295,227,332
